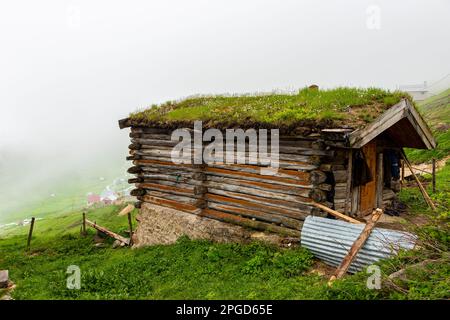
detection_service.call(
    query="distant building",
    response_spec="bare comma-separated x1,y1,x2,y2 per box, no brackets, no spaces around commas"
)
87,193,101,205
100,188,118,204
399,82,429,101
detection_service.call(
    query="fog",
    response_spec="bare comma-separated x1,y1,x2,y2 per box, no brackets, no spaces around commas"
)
0,0,449,222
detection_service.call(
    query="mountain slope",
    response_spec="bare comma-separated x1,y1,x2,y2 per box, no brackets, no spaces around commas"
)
406,88,450,164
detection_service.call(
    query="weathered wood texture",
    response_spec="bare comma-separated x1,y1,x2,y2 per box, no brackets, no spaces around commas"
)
124,128,346,236
359,141,377,215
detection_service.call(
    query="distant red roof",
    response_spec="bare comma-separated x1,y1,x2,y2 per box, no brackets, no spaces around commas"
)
87,194,101,204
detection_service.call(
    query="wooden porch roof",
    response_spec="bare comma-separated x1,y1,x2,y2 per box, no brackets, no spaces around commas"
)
348,99,436,150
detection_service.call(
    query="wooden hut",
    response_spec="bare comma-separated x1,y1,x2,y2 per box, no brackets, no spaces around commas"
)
118,88,436,245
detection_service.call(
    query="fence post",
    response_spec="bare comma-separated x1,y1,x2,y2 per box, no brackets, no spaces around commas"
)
82,212,87,236
27,217,35,251
432,158,436,193
127,212,133,246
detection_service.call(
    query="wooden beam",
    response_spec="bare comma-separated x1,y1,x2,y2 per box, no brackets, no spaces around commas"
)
85,219,130,245
331,208,383,281
405,100,436,149
401,151,436,211
344,150,353,214
311,202,363,224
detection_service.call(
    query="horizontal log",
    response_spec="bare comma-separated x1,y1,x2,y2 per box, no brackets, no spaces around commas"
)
85,219,130,245
139,181,206,195
309,189,327,202
130,188,146,197
127,166,143,174
319,164,346,172
134,159,198,171
137,182,195,197
133,145,322,166
210,163,311,182
132,138,179,147
205,167,308,187
130,127,172,135
207,188,314,212
136,174,204,185
201,209,301,237
333,170,348,183
135,140,332,157
206,175,313,197
134,154,318,171
142,191,205,206
310,170,327,184
311,202,363,224
139,195,202,213
205,180,312,204
207,202,302,230
205,193,309,220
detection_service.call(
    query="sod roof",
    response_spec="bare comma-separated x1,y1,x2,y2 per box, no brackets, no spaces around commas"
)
124,87,412,132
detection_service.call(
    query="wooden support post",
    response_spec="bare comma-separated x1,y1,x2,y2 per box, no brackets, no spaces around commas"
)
26,217,35,251
432,158,436,193
312,202,363,224
401,159,405,184
401,151,436,211
330,208,383,282
82,212,87,236
344,150,353,215
127,212,133,246
376,153,383,208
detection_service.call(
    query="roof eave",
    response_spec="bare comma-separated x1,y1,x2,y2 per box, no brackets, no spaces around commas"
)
348,99,436,150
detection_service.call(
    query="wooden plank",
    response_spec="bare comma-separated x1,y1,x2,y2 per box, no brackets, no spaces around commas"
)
85,219,130,245
331,208,383,281
312,202,363,224
344,150,353,215
119,204,135,216
359,141,377,215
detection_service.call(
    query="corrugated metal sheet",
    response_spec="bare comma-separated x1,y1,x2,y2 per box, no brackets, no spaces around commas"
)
301,216,417,273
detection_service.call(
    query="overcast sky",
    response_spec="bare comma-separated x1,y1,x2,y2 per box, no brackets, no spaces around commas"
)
0,1,449,215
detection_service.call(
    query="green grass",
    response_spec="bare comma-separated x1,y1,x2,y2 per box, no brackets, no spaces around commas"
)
405,88,450,164
1,198,448,300
130,87,408,128
0,205,328,300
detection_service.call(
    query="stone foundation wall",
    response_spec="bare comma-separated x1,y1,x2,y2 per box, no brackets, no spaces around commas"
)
132,203,289,247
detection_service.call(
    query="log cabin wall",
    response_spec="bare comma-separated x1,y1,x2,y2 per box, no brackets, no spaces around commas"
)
126,126,341,238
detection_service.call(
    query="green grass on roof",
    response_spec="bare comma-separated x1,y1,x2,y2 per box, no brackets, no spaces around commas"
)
130,87,409,128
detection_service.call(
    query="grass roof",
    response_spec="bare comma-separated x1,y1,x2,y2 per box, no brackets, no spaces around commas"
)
128,87,411,131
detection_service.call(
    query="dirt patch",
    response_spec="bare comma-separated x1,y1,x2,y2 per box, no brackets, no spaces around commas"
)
308,260,336,278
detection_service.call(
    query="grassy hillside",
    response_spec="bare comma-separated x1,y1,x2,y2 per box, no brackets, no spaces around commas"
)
406,89,450,164
1,194,448,300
